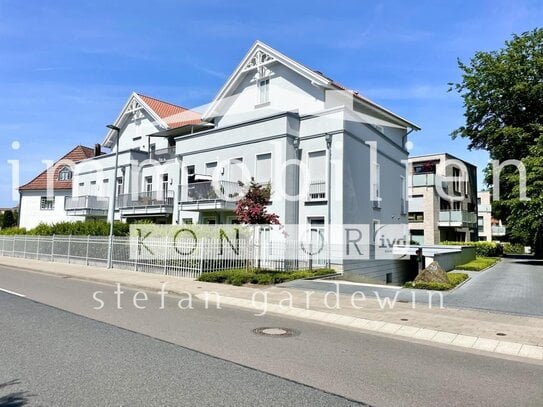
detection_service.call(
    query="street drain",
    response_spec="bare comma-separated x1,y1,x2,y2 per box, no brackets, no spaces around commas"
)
496,332,507,336
401,318,409,321
253,327,300,338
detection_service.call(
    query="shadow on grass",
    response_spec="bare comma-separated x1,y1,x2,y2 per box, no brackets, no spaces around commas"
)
0,380,32,407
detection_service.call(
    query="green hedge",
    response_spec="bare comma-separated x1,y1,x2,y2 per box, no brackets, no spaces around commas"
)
502,243,525,255
404,272,469,291
440,241,503,257
198,268,335,286
0,221,130,237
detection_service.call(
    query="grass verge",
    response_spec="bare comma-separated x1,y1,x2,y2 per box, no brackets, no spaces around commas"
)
197,268,335,286
403,272,469,291
455,256,500,271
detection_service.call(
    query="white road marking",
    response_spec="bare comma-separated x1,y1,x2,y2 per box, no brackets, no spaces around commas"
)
0,288,26,298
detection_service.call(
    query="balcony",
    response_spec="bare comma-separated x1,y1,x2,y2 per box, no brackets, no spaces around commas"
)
179,181,244,211
65,196,109,216
409,173,435,187
117,190,174,216
150,147,176,162
491,225,507,236
438,210,477,227
478,203,492,213
307,181,326,201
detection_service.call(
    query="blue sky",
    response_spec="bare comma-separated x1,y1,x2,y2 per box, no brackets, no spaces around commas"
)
0,0,542,207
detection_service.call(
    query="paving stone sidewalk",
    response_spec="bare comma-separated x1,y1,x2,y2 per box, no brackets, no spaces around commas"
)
1,256,542,361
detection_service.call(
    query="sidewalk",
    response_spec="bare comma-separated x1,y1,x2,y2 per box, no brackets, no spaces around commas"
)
1,255,542,362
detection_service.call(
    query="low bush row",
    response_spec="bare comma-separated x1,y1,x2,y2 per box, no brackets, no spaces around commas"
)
0,221,130,237
197,268,335,286
440,241,503,257
455,257,499,271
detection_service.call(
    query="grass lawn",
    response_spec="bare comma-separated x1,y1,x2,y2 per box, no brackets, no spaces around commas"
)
197,268,335,286
455,256,500,271
403,272,469,291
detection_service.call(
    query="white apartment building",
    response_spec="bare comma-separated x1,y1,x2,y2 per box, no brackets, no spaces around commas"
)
62,41,420,283
477,190,506,241
408,153,478,245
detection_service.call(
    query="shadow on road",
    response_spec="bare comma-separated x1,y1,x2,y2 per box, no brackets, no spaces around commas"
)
512,260,543,266
0,380,32,407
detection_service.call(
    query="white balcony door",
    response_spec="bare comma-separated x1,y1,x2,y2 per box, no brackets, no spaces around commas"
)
255,153,272,184
145,176,153,197
229,158,243,183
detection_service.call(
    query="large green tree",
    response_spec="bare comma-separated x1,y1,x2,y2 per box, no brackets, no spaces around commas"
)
450,28,543,256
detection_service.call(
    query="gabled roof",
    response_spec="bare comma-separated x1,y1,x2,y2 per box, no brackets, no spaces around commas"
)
19,145,96,191
202,40,420,130
103,92,203,147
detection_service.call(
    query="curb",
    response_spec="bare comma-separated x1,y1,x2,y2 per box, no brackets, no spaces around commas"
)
195,293,543,362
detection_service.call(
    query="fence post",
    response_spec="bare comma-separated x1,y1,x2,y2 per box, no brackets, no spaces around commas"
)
85,235,90,266
308,242,313,271
23,234,28,259
163,237,168,276
51,234,55,262
67,234,72,263
198,238,205,277
37,235,41,261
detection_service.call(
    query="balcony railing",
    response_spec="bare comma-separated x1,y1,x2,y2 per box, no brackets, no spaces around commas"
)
150,147,176,162
409,173,435,187
65,196,109,215
118,190,174,209
491,225,507,236
478,203,492,213
179,181,244,204
307,181,326,201
438,210,477,225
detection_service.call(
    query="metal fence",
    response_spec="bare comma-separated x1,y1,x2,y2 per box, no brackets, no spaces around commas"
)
0,235,326,278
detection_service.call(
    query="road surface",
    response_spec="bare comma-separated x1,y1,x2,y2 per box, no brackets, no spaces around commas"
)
0,264,542,406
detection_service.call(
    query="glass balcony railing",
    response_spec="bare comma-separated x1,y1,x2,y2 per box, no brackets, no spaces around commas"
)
65,196,109,212
118,190,174,209
409,174,435,187
491,226,507,236
439,210,477,225
179,181,244,203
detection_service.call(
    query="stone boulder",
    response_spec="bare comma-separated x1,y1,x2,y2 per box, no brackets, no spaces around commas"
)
414,261,448,284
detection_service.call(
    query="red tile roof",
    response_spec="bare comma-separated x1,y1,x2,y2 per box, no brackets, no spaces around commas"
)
19,145,96,191
137,93,203,129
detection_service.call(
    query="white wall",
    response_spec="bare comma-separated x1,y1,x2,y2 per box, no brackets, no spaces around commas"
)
19,190,82,229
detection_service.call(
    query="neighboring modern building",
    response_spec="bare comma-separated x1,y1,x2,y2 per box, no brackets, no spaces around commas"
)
408,153,478,245
18,145,98,229
477,190,506,241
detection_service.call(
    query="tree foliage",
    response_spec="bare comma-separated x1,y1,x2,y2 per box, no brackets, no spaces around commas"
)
2,210,16,229
450,28,543,256
234,181,280,225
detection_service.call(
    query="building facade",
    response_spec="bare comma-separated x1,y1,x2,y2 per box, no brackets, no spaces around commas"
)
477,190,506,241
408,153,478,245
18,145,98,229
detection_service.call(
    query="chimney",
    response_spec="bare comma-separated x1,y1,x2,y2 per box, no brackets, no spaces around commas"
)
94,143,101,157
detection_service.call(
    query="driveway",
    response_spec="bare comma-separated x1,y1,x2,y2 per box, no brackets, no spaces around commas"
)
445,256,543,316
284,256,543,317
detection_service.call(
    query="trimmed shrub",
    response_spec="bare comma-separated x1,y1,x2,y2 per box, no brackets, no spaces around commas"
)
0,227,27,235
456,257,499,271
198,268,335,286
404,272,468,291
503,243,525,255
440,241,503,257
0,221,131,237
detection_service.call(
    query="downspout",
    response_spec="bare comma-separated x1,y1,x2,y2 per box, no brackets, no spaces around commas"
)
325,133,332,269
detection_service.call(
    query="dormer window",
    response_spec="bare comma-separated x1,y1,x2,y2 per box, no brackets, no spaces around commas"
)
58,167,72,181
258,78,270,105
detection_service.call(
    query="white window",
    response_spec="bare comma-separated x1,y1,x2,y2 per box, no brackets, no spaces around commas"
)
400,176,406,214
145,176,153,195
307,151,326,200
58,167,72,181
372,161,381,208
40,197,54,211
258,78,270,104
116,177,123,196
229,158,244,183
255,153,272,184
205,162,218,177
162,174,169,198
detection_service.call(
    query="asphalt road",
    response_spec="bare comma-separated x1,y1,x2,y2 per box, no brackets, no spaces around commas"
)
1,264,543,406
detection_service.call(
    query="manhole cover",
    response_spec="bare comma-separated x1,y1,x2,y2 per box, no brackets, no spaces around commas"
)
253,327,300,337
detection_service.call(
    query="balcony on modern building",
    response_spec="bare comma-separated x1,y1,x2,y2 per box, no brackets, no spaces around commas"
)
149,146,176,162
178,181,244,211
65,196,109,217
491,225,507,236
478,203,492,213
117,190,174,216
409,173,436,187
438,210,477,227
